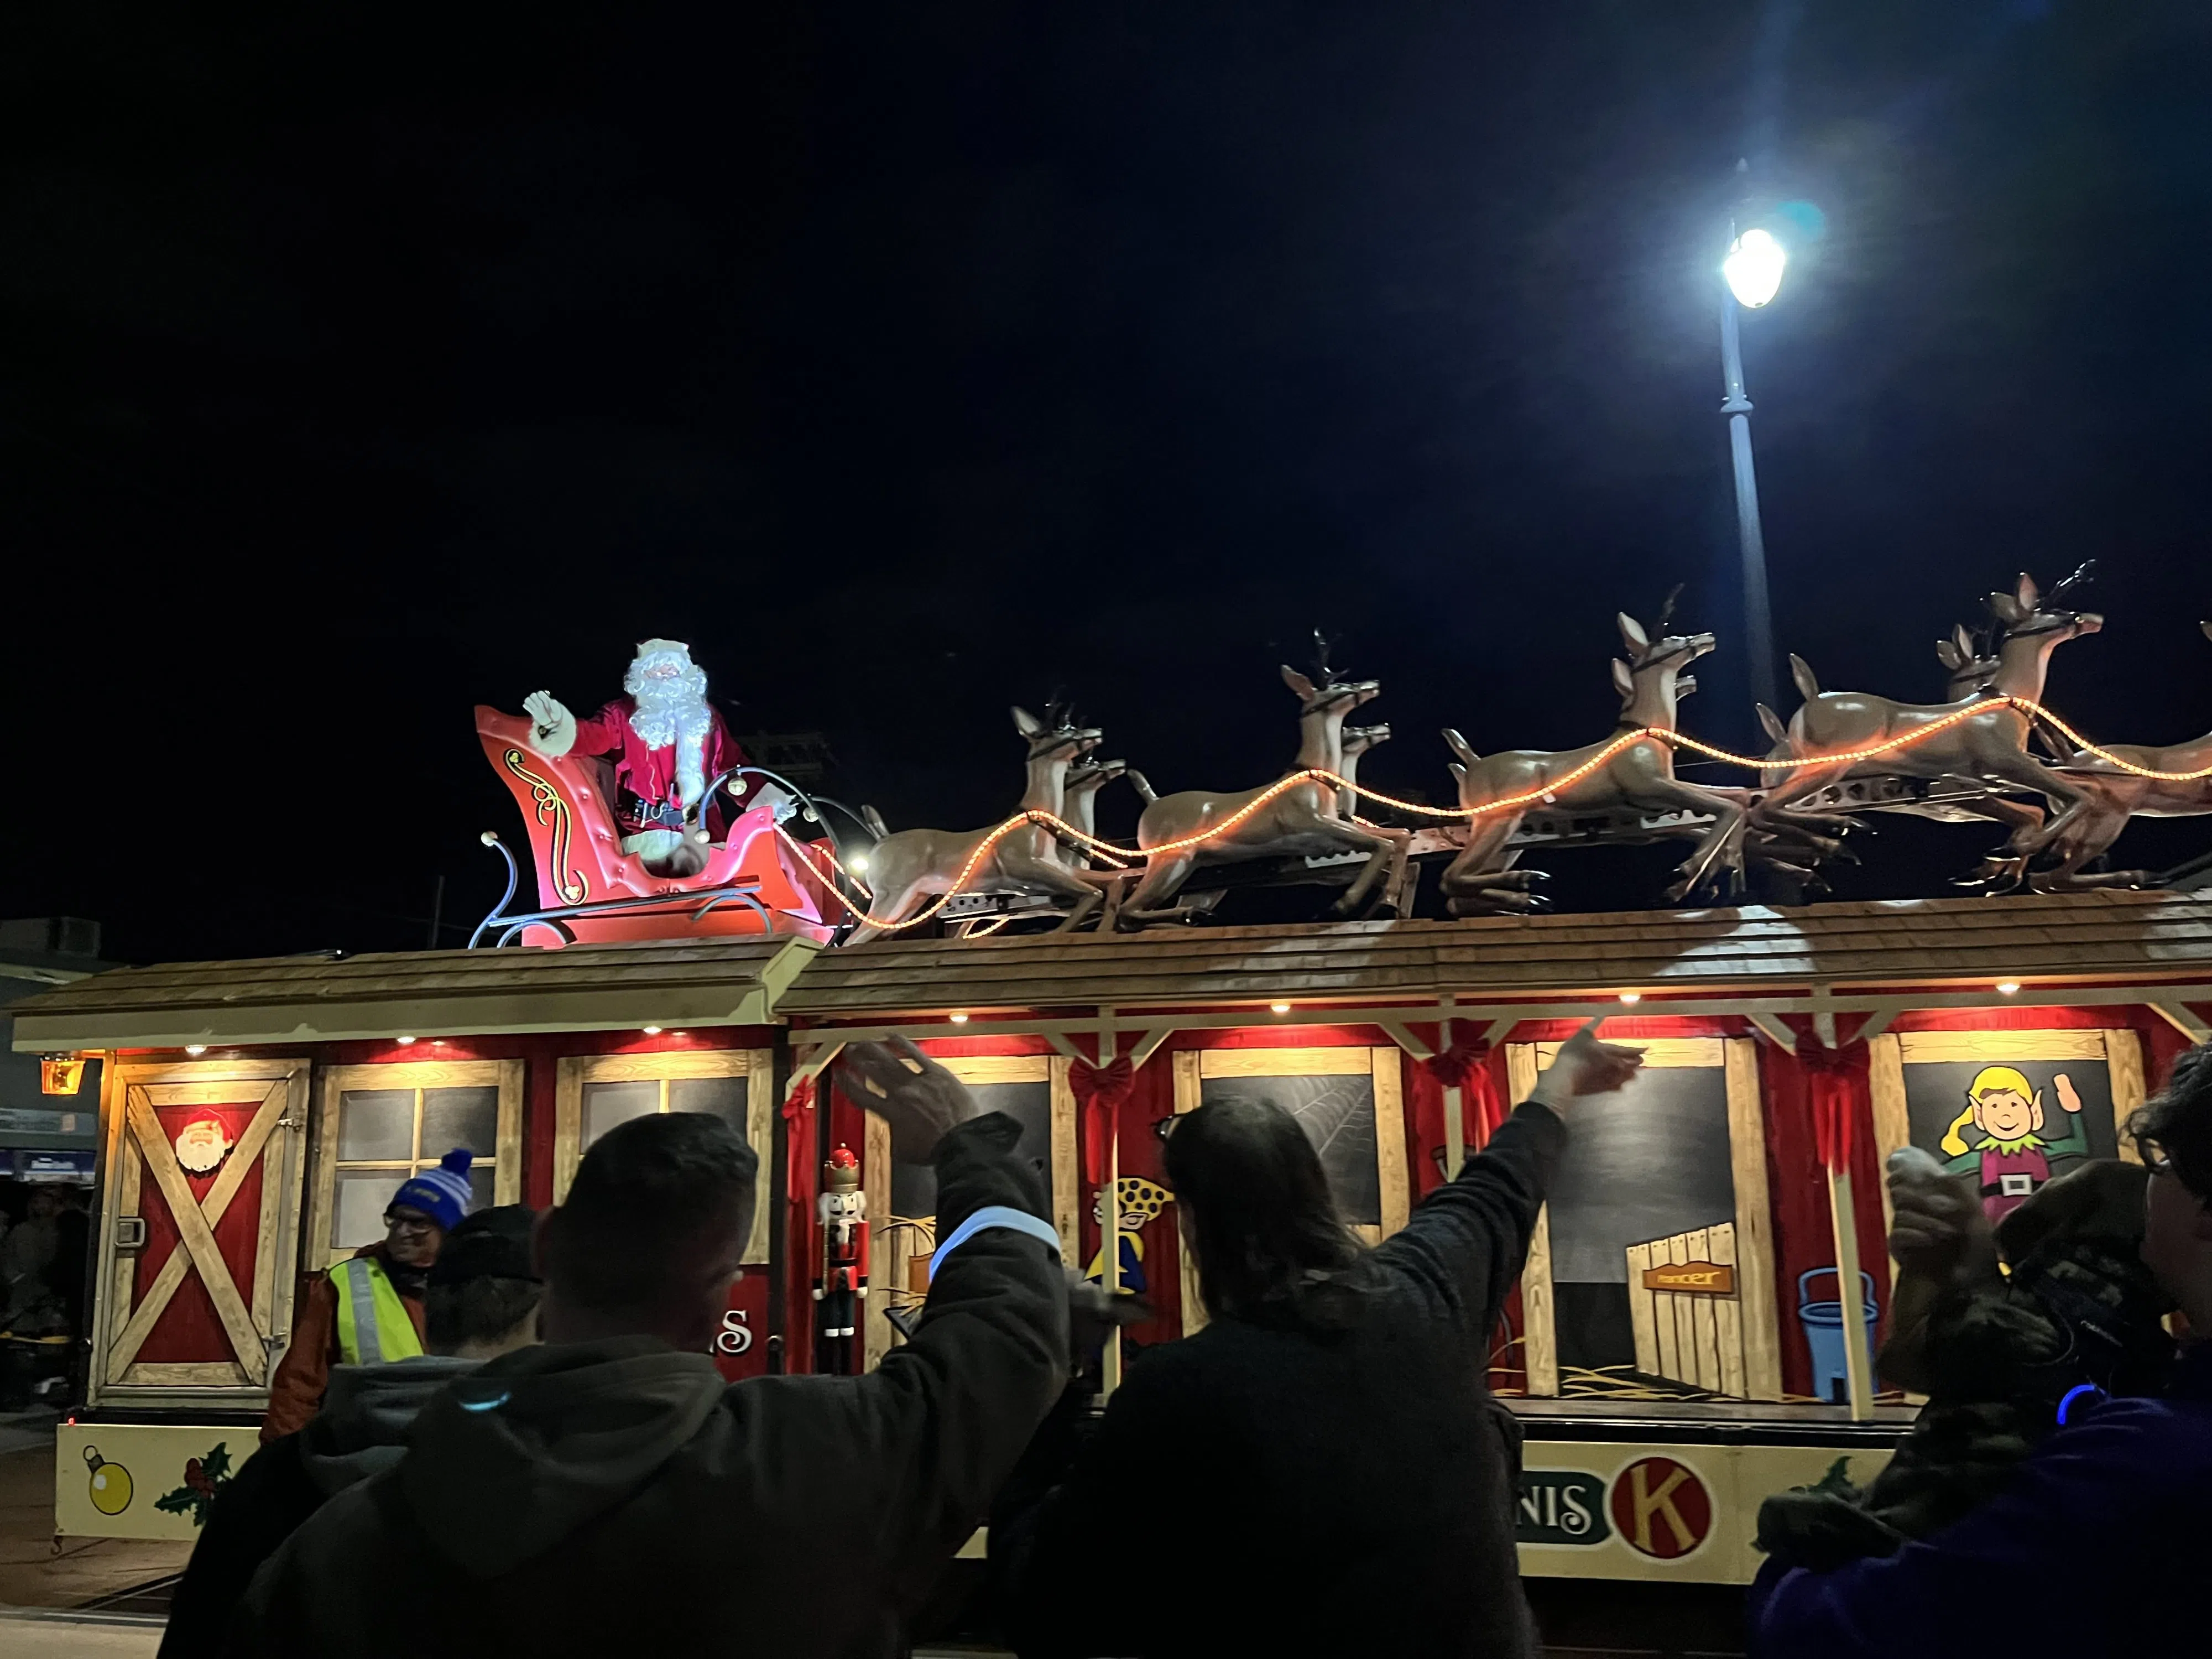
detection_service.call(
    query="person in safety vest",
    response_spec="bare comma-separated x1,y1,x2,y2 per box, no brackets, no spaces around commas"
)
262,1149,474,1442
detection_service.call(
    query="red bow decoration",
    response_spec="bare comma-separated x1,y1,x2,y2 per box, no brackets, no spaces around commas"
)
1424,1036,1506,1147
1070,1057,1138,1185
782,1076,817,1208
1797,1042,1868,1175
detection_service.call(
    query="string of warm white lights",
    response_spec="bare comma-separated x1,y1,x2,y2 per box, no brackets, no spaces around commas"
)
778,697,2212,931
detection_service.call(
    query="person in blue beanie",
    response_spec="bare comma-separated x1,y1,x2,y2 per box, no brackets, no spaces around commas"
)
1749,1042,2212,1659
263,1149,477,1441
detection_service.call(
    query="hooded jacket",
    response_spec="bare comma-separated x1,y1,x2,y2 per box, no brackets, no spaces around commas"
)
163,1357,477,1658
223,1113,1068,1659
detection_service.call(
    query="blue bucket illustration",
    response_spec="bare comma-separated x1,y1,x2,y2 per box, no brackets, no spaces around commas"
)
1797,1267,1878,1404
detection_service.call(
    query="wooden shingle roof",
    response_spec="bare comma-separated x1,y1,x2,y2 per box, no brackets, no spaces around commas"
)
7,935,822,1050
11,893,2209,1051
779,891,2212,1019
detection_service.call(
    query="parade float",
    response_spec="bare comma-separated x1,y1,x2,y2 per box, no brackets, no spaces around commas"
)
14,583,2212,1585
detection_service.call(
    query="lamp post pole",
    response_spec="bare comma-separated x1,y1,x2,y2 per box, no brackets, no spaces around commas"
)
1719,278,1778,718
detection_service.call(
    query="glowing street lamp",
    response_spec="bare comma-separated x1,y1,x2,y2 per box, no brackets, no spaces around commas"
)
1719,219,1787,716
1723,227,1788,309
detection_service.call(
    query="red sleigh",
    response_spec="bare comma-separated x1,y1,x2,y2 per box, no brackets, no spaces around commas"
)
472,707,842,947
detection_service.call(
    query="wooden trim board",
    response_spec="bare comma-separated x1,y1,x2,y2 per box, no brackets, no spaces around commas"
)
2105,1029,2146,1165
1893,1030,2110,1065
1173,1050,1205,1336
1866,1034,1910,1287
934,1053,1053,1085
1534,1036,1726,1070
1506,1044,1557,1396
1047,1056,1080,1253
1197,1047,1376,1078
1723,1037,1783,1402
1371,1047,1410,1238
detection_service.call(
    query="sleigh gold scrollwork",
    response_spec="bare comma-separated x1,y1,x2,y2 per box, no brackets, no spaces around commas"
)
503,749,590,904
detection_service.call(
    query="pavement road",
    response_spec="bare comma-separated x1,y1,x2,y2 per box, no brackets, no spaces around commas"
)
0,1614,160,1657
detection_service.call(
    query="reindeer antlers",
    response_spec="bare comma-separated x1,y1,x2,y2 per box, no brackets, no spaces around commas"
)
1309,628,1340,681
2046,561,2098,605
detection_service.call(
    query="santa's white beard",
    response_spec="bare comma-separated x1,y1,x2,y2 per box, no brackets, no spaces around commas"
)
630,692,711,807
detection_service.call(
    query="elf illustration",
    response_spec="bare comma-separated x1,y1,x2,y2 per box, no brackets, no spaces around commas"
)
813,1145,868,1374
1083,1176,1171,1296
1939,1065,2090,1223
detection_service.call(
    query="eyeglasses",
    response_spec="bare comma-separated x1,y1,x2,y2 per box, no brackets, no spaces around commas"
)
385,1211,439,1234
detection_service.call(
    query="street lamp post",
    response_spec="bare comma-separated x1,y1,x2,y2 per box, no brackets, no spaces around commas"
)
1720,226,1787,717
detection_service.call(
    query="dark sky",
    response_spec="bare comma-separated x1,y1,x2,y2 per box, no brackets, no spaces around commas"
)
7,2,2210,963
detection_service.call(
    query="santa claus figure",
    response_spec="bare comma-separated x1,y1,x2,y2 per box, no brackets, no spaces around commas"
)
524,639,763,877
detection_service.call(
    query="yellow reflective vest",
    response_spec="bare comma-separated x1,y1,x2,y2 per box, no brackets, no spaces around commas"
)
331,1255,425,1366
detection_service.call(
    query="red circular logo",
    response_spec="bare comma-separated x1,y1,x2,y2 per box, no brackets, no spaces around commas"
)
1608,1455,1713,1559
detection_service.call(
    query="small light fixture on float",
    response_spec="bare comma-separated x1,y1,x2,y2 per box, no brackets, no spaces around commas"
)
1995,981,2021,997
1270,1002,1292,1015
39,1055,87,1096
641,1025,664,1036
849,853,872,875
949,1012,969,1024
184,1045,208,1057
396,1036,417,1046
1618,992,1642,1005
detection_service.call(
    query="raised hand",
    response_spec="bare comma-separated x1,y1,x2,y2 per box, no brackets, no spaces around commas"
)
2053,1072,2084,1115
834,1036,981,1162
523,691,576,755
1527,1019,1645,1114
1886,1146,1991,1280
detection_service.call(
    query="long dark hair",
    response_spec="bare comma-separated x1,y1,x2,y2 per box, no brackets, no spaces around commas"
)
1163,1095,1366,1329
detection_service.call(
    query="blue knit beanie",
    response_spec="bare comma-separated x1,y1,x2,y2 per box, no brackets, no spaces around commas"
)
389,1148,475,1232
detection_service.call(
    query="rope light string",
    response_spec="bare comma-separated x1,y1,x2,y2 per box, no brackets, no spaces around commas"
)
785,697,2211,932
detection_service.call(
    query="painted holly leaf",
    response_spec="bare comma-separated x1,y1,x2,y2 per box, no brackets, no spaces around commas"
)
154,1485,205,1521
1794,1455,1858,1499
154,1442,234,1527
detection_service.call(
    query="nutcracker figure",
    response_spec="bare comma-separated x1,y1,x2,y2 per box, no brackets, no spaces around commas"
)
813,1144,868,1374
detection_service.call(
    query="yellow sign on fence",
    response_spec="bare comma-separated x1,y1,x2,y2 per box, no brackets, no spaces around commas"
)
1641,1259,1736,1295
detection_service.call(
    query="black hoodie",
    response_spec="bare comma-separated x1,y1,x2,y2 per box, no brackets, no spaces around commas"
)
222,1113,1068,1659
163,1355,478,1659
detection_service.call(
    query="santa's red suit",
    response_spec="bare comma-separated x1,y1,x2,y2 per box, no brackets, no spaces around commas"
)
570,698,753,840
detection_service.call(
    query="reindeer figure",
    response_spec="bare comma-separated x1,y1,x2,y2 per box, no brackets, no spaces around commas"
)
2027,621,2212,890
1937,622,2006,701
1117,640,1405,925
1752,570,2104,869
1056,754,1129,870
1335,723,1391,821
1756,623,2004,758
1439,595,1747,913
847,704,1107,943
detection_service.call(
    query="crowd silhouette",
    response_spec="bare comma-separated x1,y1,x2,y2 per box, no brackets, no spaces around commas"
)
158,1024,2211,1658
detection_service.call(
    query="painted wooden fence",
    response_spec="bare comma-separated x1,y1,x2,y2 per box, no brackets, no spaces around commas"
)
1626,1222,1746,1398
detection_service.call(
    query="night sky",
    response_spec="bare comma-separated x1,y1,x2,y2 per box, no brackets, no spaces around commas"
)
7,3,2210,964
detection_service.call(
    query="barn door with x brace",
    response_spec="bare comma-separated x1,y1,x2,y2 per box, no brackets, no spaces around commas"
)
90,1059,311,1407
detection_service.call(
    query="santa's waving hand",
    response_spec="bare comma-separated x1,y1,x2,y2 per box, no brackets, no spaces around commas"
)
524,691,578,757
